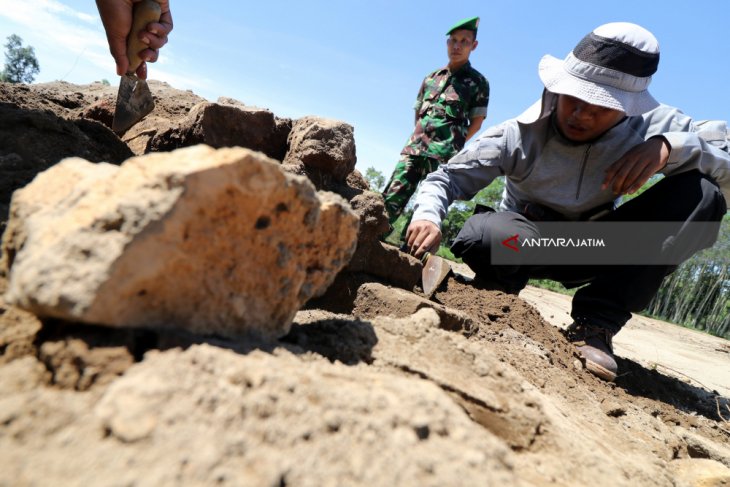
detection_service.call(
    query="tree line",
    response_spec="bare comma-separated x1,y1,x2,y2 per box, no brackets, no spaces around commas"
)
646,216,729,338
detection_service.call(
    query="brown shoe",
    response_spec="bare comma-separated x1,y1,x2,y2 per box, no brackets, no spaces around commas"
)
564,323,617,382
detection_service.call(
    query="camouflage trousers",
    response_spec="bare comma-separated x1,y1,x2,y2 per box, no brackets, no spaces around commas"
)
382,154,441,226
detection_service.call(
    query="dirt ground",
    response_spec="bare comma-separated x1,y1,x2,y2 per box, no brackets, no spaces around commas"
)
2,263,730,485
451,261,730,398
2,80,730,485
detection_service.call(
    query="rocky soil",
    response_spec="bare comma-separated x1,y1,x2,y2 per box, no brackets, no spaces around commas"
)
0,80,729,486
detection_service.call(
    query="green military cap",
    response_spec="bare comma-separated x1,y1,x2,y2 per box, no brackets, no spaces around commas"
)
446,16,480,35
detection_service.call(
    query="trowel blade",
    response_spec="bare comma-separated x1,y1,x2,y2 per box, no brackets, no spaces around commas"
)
422,253,452,298
112,74,155,134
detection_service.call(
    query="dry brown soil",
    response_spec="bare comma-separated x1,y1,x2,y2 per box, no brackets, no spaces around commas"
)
2,80,729,485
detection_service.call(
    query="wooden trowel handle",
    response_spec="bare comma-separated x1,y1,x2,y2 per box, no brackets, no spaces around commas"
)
126,0,162,74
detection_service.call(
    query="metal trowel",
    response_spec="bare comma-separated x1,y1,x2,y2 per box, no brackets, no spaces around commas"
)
421,252,453,298
112,0,161,134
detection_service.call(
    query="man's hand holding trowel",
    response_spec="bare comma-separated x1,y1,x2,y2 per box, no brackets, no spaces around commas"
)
96,0,173,133
97,0,173,79
406,220,442,260
407,220,452,298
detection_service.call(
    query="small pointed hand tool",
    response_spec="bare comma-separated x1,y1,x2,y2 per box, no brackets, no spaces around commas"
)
421,252,453,298
112,0,161,134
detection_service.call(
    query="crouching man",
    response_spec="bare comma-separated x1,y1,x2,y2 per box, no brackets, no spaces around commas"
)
406,22,730,381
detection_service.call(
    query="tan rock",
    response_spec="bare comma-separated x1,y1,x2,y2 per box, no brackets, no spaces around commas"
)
156,102,291,161
349,241,422,289
121,115,174,156
670,458,730,487
3,145,359,340
348,190,390,243
353,282,475,333
678,428,730,468
284,116,357,181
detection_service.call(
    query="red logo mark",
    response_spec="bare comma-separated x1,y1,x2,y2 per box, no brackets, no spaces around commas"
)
502,234,520,252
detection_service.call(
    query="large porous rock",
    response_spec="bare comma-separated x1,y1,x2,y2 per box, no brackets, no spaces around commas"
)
2,145,359,340
283,116,356,183
137,102,292,161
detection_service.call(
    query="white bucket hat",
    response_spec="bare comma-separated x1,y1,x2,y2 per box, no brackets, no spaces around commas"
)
538,22,660,116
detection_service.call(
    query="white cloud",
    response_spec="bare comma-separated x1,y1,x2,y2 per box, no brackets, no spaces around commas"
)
0,0,107,68
151,67,215,98
0,0,185,84
0,0,98,27
41,0,98,24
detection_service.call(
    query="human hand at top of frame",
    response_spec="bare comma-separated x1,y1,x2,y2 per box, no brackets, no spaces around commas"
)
96,0,173,79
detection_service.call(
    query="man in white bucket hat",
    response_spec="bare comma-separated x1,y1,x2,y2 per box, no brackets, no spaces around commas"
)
405,22,730,382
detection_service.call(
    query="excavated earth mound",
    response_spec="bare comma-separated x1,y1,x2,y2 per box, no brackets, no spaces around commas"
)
1,81,729,487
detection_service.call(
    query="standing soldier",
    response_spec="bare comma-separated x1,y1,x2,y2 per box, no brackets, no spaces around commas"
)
382,16,490,241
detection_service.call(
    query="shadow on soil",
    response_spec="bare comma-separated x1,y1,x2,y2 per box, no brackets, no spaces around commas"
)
615,356,729,422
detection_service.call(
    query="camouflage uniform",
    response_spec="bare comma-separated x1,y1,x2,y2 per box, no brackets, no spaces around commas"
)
383,61,489,226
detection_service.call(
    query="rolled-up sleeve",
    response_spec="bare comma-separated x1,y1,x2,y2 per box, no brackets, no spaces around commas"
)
641,106,730,203
662,130,730,203
468,77,490,119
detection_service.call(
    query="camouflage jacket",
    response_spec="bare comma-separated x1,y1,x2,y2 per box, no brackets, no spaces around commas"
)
401,61,489,162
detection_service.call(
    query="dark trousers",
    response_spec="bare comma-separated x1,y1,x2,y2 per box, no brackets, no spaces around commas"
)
451,170,727,333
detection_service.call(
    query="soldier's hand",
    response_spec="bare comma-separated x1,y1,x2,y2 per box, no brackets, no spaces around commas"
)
406,220,442,258
602,136,670,195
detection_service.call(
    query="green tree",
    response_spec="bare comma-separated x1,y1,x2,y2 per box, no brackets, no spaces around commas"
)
622,176,729,338
647,214,730,339
364,166,386,192
1,34,40,84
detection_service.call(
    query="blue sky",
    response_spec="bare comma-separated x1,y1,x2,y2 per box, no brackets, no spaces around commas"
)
1,0,729,178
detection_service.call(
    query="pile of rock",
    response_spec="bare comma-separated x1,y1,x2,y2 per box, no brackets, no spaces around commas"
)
0,80,421,339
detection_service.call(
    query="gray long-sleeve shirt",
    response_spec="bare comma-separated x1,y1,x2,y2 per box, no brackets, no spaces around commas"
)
412,92,730,225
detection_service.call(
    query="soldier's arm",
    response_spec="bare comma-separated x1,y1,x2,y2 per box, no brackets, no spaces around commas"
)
466,116,485,141
413,78,428,125
466,76,490,139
